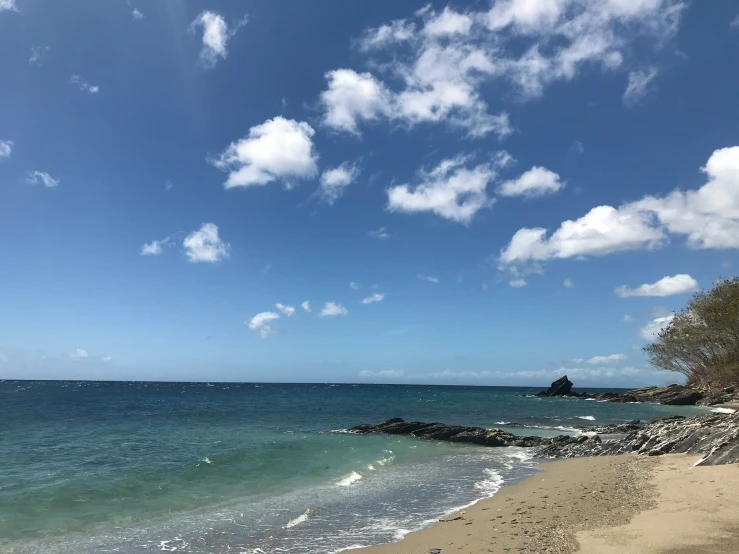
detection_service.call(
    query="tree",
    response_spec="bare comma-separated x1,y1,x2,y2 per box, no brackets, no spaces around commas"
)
644,278,739,390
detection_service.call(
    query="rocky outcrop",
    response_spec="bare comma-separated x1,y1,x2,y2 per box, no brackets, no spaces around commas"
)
348,418,548,447
535,376,739,406
536,375,575,397
594,384,703,405
535,412,739,466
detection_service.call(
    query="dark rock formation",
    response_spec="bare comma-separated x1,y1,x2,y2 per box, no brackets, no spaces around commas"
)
535,411,739,466
594,384,703,405
534,376,739,407
348,418,549,448
536,375,574,397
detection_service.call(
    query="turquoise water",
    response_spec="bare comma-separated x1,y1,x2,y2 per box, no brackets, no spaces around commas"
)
0,381,707,553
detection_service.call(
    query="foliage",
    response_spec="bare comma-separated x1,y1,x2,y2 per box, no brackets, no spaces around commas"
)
645,278,739,390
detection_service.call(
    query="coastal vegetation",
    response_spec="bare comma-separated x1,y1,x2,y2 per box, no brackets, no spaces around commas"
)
645,277,739,391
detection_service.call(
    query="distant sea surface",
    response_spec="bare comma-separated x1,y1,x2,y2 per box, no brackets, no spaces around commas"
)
0,381,707,553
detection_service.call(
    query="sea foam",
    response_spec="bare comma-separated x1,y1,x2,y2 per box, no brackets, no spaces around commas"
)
336,471,363,487
285,509,313,529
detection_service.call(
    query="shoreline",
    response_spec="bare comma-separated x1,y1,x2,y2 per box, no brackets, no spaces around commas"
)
349,453,739,553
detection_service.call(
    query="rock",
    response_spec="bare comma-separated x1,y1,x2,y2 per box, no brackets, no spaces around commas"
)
536,375,575,397
347,418,550,448
596,384,703,405
534,411,739,466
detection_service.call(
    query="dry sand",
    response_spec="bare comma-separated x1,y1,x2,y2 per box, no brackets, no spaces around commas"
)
350,453,739,554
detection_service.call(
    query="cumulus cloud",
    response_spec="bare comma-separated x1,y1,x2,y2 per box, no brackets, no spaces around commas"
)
27,171,59,188
140,237,172,256
70,348,88,359
183,223,230,263
321,0,683,138
368,227,390,239
301,301,311,313
511,366,642,381
191,11,247,68
500,205,664,266
0,139,13,159
349,282,360,290
417,274,439,283
623,67,659,106
501,146,739,274
361,292,385,304
563,278,574,288
320,302,348,317
615,274,698,298
640,314,675,340
132,8,144,20
211,117,318,189
101,355,112,362
320,69,393,135
319,162,359,205
275,303,296,317
498,166,564,198
247,311,280,338
387,155,498,224
70,74,99,94
509,278,527,288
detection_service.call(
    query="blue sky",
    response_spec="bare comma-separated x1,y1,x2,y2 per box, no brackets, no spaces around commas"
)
1,0,738,386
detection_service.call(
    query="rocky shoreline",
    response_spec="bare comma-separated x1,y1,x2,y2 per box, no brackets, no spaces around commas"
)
348,410,739,466
534,375,738,406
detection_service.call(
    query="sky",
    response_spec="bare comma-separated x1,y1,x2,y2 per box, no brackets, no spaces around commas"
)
1,0,739,387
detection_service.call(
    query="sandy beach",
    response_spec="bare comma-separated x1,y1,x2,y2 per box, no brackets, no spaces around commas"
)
352,453,739,553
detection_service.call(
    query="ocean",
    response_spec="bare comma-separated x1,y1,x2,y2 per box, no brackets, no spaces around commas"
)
0,381,708,553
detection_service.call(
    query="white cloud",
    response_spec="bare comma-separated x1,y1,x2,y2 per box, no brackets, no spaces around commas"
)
573,353,627,364
357,20,415,51
301,301,311,313
211,117,318,189
358,369,405,378
101,355,112,362
623,67,659,106
501,147,739,273
361,292,385,304
320,302,348,317
183,223,230,263
27,171,59,188
731,15,739,29
275,303,296,317
511,366,642,381
323,0,683,138
247,311,280,338
0,0,18,12
70,348,88,359
563,278,573,288
0,140,13,159
622,314,634,322
165,180,174,191
417,274,439,283
319,162,359,205
29,46,49,65
191,11,247,68
640,314,675,340
428,370,492,380
70,74,100,94
349,282,360,290
0,352,7,362
615,274,698,298
320,69,393,136
368,227,390,239
140,237,170,256
498,166,564,198
387,155,497,224
132,8,144,20
509,278,527,288
423,7,473,37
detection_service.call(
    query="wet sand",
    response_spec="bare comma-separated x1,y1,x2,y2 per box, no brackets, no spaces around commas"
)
351,453,739,553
